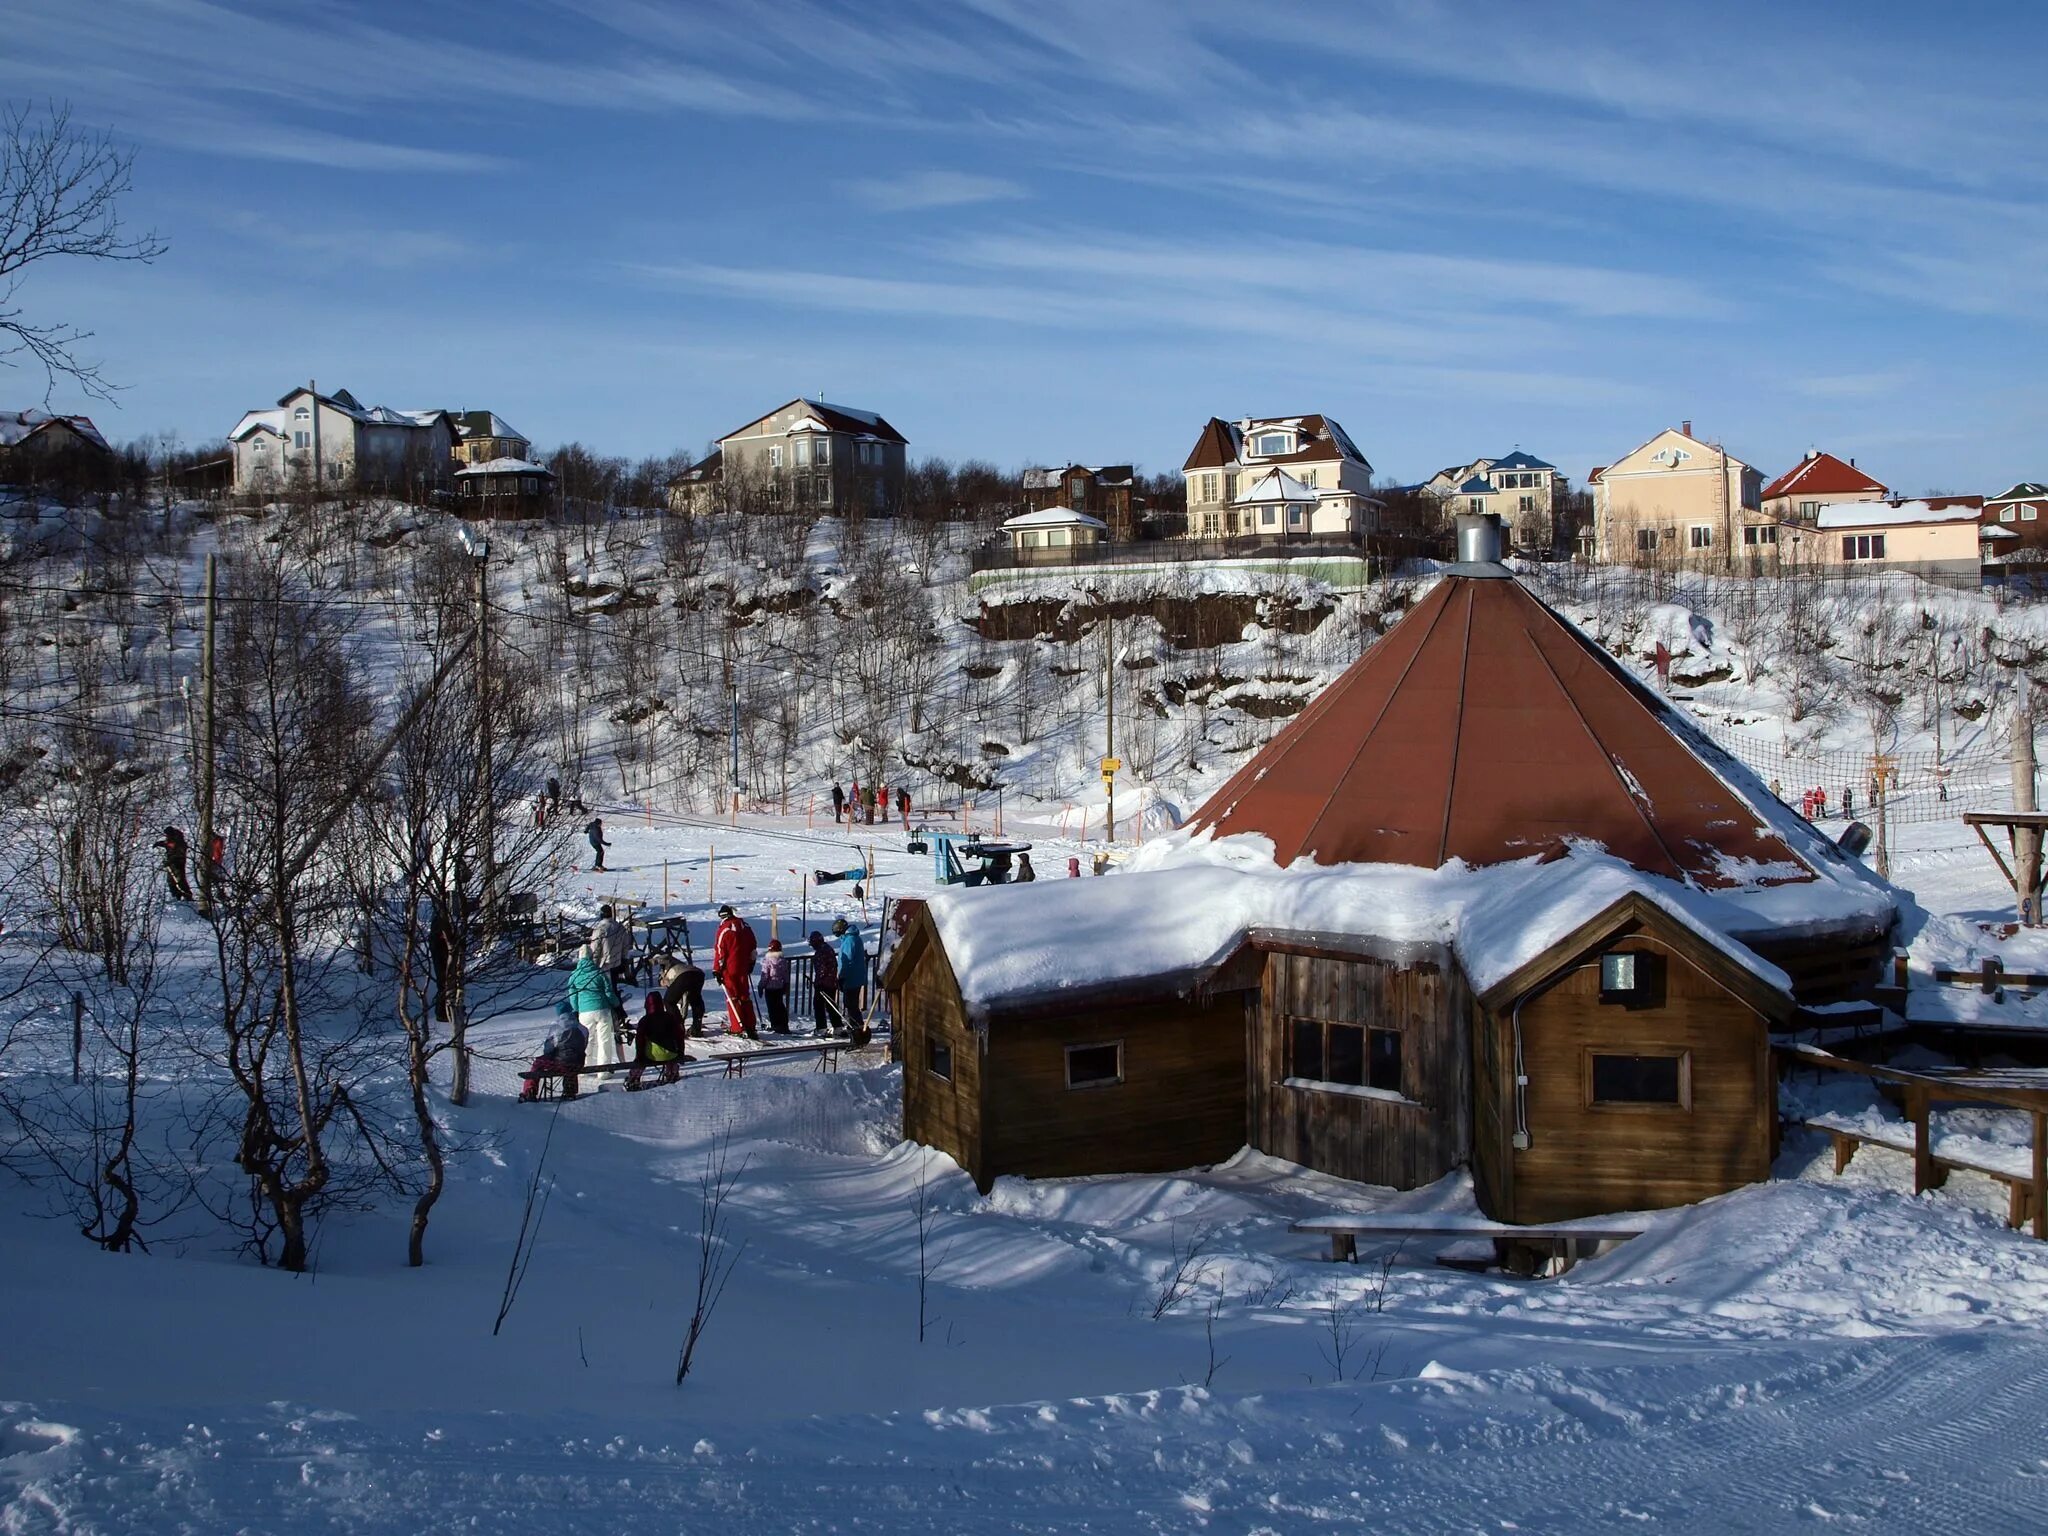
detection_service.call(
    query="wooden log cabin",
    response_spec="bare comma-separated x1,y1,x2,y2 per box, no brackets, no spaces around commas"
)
884,517,1895,1218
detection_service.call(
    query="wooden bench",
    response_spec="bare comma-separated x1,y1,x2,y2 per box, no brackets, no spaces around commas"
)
1789,1116,2042,1230
1289,1213,1650,1275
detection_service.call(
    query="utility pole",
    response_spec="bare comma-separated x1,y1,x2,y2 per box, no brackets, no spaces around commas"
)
1104,611,1116,843
729,684,741,819
309,377,321,492
473,544,495,927
197,553,218,917
2017,682,2041,926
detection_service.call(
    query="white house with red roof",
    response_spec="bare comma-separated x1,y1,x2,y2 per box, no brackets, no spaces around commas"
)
1759,451,1889,522
1180,415,1379,540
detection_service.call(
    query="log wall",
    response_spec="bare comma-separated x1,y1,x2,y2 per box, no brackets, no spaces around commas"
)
1250,951,1471,1189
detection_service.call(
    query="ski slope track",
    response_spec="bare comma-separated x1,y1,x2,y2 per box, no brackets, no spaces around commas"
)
6,1331,2048,1531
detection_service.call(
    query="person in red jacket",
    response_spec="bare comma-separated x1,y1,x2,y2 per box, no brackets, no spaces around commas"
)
711,904,759,1040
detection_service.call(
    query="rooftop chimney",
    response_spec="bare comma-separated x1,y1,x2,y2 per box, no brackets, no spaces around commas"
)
1682,420,1693,438
1452,512,1509,571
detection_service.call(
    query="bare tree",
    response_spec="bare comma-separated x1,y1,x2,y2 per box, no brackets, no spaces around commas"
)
1,102,168,400
677,1129,747,1385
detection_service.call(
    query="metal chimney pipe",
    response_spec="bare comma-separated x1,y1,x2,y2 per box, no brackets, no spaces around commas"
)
1454,512,1505,565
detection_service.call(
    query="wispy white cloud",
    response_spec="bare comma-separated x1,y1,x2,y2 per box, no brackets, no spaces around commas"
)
848,171,1028,212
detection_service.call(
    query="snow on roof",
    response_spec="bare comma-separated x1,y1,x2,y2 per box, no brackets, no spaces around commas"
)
455,457,552,476
1233,467,1320,505
1002,506,1108,531
229,409,287,441
453,409,523,441
0,409,109,451
1815,498,1983,529
1983,524,2021,540
1988,482,2048,503
929,840,1796,1021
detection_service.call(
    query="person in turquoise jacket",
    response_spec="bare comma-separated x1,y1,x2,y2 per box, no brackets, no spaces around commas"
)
568,945,626,1067
831,917,869,1043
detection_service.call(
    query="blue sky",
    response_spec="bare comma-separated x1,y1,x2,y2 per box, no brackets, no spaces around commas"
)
6,0,2047,491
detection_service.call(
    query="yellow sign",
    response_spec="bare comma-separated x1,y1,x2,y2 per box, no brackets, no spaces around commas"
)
1101,756,1122,774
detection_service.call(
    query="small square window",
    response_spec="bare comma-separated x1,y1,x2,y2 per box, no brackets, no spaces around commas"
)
926,1038,952,1082
1065,1041,1122,1089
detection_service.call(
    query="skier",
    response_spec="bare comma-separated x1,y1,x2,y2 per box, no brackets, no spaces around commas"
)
520,1003,587,1102
877,780,890,824
808,930,840,1033
897,786,911,822
627,991,689,1089
1016,851,1037,883
568,944,626,1070
832,916,869,1045
533,793,548,830
428,902,455,1023
712,904,759,1040
204,831,226,893
546,775,563,817
1842,786,1855,819
585,816,610,871
154,825,193,902
589,903,632,985
831,781,846,823
1814,787,1829,819
660,951,708,1036
760,938,792,1033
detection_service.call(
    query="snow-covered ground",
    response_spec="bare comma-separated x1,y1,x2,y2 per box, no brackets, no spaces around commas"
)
12,503,2048,1529
10,810,2048,1532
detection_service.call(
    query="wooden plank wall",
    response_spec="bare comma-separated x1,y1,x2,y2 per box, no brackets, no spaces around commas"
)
1469,1005,1514,1216
1747,929,1888,1004
1249,951,1471,1189
894,947,986,1189
1501,931,1770,1223
984,995,1249,1185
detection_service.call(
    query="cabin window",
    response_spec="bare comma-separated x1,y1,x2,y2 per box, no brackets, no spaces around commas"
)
1368,1028,1403,1093
1599,950,1663,1006
926,1037,953,1082
1636,528,1659,552
1743,525,1777,546
1289,1018,1402,1094
1689,525,1713,550
1065,1040,1123,1090
1842,533,1886,561
1589,1051,1689,1107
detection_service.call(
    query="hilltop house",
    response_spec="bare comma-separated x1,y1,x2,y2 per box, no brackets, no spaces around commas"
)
682,397,908,515
1181,415,1378,541
1759,451,1888,522
229,386,456,497
1593,423,1762,564
886,516,1894,1217
1805,497,1985,578
1984,483,2048,559
1022,464,1136,539
1409,451,1563,552
0,409,112,487
450,411,531,466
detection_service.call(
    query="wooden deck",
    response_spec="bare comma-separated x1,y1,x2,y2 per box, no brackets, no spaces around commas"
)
1289,1212,1649,1271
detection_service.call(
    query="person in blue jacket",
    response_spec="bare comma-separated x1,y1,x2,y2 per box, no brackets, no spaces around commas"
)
567,944,626,1067
831,916,869,1044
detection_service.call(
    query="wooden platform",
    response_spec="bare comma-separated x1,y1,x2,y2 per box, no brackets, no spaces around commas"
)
1289,1212,1649,1272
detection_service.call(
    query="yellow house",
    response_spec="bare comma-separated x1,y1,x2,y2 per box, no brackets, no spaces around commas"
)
1803,498,1984,578
1593,423,1762,565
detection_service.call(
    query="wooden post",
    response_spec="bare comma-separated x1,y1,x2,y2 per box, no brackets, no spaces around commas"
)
196,553,217,917
2016,688,2041,925
1908,1088,1943,1193
2034,1111,2046,1240
663,860,670,909
71,991,83,1085
708,845,715,905
801,872,809,933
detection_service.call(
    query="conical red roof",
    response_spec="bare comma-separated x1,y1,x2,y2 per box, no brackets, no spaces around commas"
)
1188,574,1813,889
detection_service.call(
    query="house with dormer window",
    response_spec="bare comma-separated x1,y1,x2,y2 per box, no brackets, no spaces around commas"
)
692,397,908,515
228,385,456,497
1022,463,1137,539
1180,414,1378,540
1405,449,1563,551
1592,422,1761,565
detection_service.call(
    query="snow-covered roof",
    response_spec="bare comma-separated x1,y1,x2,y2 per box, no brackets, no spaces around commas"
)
1002,506,1108,532
1023,464,1135,490
0,409,109,451
1982,524,2021,541
1233,467,1320,506
1988,482,2048,504
453,409,523,442
928,840,1805,1023
456,457,552,477
1815,498,1983,529
229,409,287,442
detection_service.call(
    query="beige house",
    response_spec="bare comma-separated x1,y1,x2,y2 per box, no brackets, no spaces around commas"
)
1414,450,1561,551
1181,415,1378,539
1759,450,1888,522
229,385,456,497
450,411,531,466
1802,499,1983,577
1593,423,1762,564
704,397,908,515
